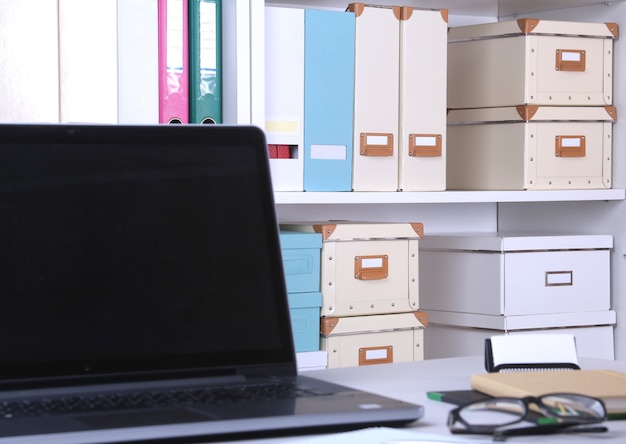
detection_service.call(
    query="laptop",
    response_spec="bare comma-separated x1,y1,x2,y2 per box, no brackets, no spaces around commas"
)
0,123,423,443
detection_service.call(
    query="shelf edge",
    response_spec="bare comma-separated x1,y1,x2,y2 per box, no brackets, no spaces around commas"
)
274,189,626,205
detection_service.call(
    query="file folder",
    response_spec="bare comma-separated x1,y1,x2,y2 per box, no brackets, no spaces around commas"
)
189,0,222,124
158,0,189,123
349,4,400,191
303,9,355,192
59,0,118,123
0,1,59,122
265,6,305,191
398,7,447,191
118,0,159,123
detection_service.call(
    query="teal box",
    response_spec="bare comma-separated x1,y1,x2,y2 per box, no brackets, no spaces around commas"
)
279,231,322,293
288,292,322,352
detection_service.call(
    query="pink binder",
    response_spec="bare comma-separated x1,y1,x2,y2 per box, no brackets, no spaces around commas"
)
158,0,189,123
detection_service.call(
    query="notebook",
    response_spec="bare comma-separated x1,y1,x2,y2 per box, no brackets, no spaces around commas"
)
471,369,626,419
0,123,423,443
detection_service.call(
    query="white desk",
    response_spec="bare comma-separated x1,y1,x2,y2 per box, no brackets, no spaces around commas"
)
232,356,626,443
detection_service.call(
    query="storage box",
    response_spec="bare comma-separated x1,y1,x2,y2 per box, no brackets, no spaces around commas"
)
447,106,615,190
320,311,427,368
424,314,616,360
420,233,613,316
288,292,322,353
448,18,618,109
279,231,322,294
312,222,424,317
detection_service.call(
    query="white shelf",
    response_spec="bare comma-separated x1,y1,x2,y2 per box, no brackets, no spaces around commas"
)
274,189,625,205
265,0,626,19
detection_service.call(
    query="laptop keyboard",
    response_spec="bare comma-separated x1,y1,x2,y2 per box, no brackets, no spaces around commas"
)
0,381,314,419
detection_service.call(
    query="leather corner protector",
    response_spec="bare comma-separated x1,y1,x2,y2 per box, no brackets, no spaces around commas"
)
411,223,424,239
313,224,337,241
413,311,429,327
440,9,449,24
605,22,619,39
517,18,540,34
321,317,339,336
605,106,618,122
347,3,365,17
516,105,539,121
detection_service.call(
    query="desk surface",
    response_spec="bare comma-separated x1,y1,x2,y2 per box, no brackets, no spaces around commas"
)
232,356,626,443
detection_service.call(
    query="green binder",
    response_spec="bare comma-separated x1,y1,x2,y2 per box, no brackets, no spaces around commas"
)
189,0,222,124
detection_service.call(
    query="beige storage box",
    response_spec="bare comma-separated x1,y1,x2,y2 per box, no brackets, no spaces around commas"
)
312,222,423,317
321,312,427,368
420,233,612,316
448,18,618,109
447,106,616,190
423,311,616,360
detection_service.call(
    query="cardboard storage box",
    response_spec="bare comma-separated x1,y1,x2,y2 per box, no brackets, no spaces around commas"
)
308,222,424,317
448,18,618,109
423,312,616,360
321,311,428,368
279,230,322,294
420,233,612,316
447,106,615,190
288,292,322,353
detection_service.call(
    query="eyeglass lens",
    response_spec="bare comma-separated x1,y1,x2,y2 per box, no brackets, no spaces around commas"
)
538,394,605,420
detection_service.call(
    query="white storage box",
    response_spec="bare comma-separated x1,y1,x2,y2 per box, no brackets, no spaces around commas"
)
447,106,615,190
312,222,424,317
448,18,618,109
424,317,615,360
420,233,612,316
321,312,427,368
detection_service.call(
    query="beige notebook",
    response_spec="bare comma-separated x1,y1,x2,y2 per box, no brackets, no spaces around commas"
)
471,369,626,418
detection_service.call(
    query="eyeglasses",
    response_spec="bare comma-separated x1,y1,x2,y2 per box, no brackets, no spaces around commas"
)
447,392,608,441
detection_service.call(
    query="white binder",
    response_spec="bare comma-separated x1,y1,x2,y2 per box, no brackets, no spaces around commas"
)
350,4,400,191
118,0,159,124
59,0,119,123
264,6,304,191
0,0,60,123
398,7,448,191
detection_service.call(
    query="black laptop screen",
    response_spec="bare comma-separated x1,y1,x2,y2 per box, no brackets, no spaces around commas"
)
0,124,295,383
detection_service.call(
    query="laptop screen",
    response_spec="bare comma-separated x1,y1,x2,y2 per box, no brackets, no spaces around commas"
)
0,124,295,384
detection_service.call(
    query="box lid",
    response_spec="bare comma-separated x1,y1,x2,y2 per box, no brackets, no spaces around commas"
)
281,222,424,241
419,232,613,252
279,231,322,249
321,311,428,336
427,309,616,331
313,222,424,241
448,106,617,124
448,18,618,42
288,291,322,309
